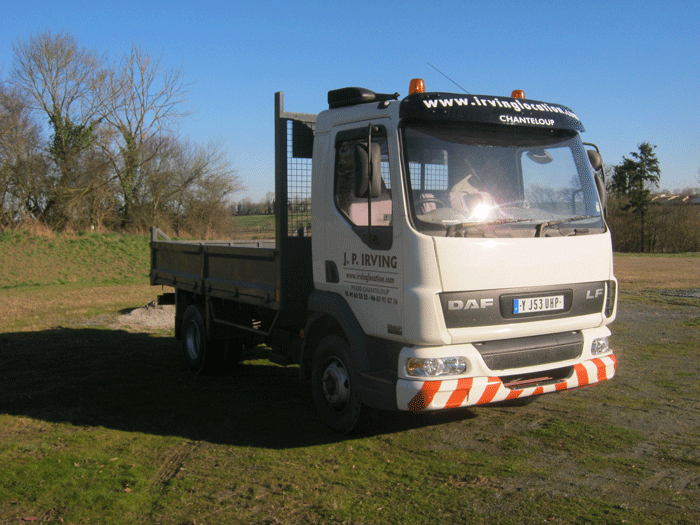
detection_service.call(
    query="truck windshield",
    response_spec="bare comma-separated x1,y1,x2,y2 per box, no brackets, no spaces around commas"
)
402,122,605,237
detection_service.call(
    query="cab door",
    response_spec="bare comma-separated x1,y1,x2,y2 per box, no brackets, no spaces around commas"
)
320,121,404,340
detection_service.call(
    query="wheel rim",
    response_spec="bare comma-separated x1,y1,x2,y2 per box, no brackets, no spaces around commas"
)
321,358,350,411
184,320,201,361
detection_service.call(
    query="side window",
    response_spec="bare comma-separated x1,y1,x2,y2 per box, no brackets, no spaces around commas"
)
335,133,392,227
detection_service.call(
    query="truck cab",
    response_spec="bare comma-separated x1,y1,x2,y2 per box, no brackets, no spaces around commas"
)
306,80,616,430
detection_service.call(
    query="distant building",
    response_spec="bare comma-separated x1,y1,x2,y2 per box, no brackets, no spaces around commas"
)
651,193,700,206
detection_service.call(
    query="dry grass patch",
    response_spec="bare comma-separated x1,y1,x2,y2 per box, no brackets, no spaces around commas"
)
1,283,160,332
614,253,700,293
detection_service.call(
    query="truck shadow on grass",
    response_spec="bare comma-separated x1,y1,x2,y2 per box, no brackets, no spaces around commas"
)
0,327,476,448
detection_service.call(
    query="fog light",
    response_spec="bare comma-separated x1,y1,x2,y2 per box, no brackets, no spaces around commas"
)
591,337,610,355
406,357,468,377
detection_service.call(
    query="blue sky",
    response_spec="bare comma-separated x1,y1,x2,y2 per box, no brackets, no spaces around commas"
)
2,0,699,200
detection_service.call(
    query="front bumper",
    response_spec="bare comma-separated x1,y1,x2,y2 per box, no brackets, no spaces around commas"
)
397,354,617,412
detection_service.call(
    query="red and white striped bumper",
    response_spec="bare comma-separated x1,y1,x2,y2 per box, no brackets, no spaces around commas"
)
397,354,617,412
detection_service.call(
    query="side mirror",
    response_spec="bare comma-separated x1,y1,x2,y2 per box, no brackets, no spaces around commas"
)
584,144,607,218
587,149,603,173
353,142,382,198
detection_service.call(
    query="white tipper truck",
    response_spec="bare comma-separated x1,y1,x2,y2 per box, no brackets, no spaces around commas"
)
150,78,617,432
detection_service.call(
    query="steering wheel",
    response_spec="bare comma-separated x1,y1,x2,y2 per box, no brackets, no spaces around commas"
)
446,224,470,237
416,197,447,209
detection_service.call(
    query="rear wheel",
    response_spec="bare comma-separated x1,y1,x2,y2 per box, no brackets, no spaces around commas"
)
311,335,362,433
181,304,226,375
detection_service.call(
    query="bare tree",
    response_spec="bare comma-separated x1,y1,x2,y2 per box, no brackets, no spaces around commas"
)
11,30,106,228
172,139,244,236
0,80,49,226
101,45,190,225
134,136,244,234
9,31,244,233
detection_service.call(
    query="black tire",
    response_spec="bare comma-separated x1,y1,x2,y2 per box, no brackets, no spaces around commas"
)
181,304,225,375
311,334,362,433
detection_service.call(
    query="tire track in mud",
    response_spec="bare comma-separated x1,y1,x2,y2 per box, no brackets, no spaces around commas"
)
150,441,201,488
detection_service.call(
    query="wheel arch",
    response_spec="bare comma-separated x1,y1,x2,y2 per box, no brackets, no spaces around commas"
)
301,290,369,380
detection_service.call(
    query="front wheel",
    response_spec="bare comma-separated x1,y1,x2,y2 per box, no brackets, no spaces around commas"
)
311,335,362,433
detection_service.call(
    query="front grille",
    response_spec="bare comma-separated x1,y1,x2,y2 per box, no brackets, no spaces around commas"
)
474,332,583,371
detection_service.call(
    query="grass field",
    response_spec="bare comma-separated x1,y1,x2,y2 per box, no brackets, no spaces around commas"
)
231,214,276,238
1,231,699,524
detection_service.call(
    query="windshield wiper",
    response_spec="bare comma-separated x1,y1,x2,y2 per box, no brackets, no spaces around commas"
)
536,215,599,237
446,218,531,237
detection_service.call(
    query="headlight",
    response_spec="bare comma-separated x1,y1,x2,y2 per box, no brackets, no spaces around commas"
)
591,336,610,355
406,357,468,377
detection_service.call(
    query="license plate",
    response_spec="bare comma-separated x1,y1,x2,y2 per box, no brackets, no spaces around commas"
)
513,295,565,314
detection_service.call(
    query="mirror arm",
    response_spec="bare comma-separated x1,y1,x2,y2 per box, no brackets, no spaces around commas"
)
595,173,608,219
584,142,605,182
366,123,373,240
